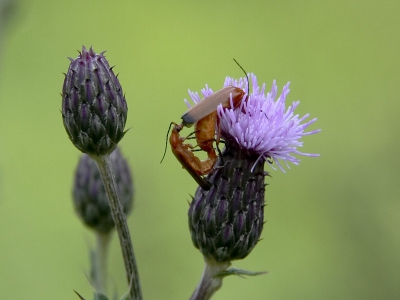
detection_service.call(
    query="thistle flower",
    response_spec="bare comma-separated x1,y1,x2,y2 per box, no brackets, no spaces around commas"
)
61,46,127,155
73,147,134,234
188,74,321,263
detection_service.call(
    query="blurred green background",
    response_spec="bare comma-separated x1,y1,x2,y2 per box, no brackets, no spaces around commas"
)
0,0,399,299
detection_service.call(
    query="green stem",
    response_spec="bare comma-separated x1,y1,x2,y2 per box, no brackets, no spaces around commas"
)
94,232,112,296
189,259,230,300
91,154,142,300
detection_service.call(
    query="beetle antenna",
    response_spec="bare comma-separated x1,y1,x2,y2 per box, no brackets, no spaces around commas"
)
160,122,173,163
233,58,250,97
216,141,225,164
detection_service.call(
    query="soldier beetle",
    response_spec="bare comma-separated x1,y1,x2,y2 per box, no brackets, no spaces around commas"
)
181,86,245,127
193,111,219,158
168,122,214,190
189,83,248,159
181,58,249,127
162,59,249,188
162,89,245,190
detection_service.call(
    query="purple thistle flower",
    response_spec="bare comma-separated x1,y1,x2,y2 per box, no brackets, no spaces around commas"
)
186,74,321,172
187,74,320,263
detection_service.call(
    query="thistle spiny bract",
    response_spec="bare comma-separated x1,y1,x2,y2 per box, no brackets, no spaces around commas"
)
188,144,266,262
73,147,134,234
62,46,127,155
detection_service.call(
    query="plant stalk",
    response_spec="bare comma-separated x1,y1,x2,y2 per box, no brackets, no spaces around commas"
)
189,259,230,300
93,232,112,296
91,154,142,300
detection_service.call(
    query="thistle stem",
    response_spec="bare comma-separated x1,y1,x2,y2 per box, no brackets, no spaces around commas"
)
189,259,230,300
93,232,111,295
91,154,142,300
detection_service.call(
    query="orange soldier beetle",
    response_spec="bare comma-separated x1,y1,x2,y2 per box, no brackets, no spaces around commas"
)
184,86,246,162
181,58,249,128
168,122,214,190
161,87,246,190
162,59,249,189
181,86,245,127
182,59,249,155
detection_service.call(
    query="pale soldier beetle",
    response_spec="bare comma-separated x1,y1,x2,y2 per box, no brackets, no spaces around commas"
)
190,86,246,160
182,59,249,156
181,58,249,127
181,86,245,127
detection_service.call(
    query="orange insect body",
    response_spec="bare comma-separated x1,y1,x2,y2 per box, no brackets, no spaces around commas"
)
168,85,247,189
194,111,218,157
181,86,245,127
191,86,247,156
169,122,215,190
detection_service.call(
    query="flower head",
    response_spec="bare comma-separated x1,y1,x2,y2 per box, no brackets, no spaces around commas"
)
61,46,128,156
187,74,320,172
187,74,320,263
73,147,134,233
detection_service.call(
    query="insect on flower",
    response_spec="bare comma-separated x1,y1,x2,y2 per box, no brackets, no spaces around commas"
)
161,60,251,189
167,122,215,190
181,86,246,127
188,73,321,264
161,86,247,190
182,59,249,154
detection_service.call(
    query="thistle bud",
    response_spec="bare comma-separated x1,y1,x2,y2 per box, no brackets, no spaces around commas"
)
62,46,127,155
73,147,134,234
189,144,266,262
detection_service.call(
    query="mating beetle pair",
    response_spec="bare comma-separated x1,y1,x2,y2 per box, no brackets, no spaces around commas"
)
166,85,247,190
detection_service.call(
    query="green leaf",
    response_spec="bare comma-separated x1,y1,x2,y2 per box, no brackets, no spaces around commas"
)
215,267,268,278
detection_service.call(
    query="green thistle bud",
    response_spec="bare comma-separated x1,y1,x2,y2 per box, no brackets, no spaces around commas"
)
188,142,266,263
62,46,127,155
73,147,134,234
